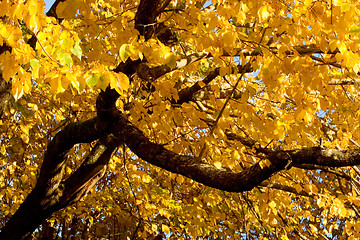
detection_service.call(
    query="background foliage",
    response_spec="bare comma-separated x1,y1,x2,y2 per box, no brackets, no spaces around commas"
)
2,0,360,239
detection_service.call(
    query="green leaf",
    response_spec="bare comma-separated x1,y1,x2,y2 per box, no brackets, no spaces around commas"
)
349,25,360,33
165,53,177,68
86,75,98,87
71,44,82,60
59,51,73,66
30,59,41,78
59,37,72,49
30,59,40,69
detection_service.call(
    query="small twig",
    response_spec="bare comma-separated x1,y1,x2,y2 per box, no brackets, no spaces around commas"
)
33,32,63,67
331,0,333,24
240,193,270,236
310,55,341,68
122,144,141,216
341,85,353,102
162,128,199,146
198,62,251,159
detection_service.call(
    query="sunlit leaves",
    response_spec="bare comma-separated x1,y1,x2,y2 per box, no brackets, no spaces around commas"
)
258,4,274,23
71,43,82,60
119,44,130,62
0,51,20,82
59,51,73,66
141,39,174,66
3,0,360,238
86,75,98,88
110,72,129,94
30,59,41,78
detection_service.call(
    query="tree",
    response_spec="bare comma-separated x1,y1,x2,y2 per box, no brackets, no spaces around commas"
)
1,0,360,238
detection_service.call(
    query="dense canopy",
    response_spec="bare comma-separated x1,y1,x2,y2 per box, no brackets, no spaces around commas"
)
2,0,360,239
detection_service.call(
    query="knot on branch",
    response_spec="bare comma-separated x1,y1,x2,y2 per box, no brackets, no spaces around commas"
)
270,151,293,170
276,151,290,160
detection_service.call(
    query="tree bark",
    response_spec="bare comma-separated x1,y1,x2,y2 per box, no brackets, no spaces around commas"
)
0,98,119,239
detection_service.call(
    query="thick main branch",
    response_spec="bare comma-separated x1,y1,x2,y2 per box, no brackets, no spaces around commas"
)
111,111,289,192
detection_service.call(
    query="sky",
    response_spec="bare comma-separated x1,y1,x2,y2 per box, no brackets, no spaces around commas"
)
44,0,55,12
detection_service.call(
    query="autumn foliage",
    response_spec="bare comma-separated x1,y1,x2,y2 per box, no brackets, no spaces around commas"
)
2,0,360,239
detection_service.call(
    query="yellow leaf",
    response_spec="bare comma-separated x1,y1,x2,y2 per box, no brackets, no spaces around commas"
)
176,175,185,184
303,111,312,124
56,1,68,18
162,225,170,234
142,174,151,183
304,0,312,7
49,75,66,93
222,31,237,47
165,52,177,68
20,174,28,183
214,161,222,168
0,25,11,39
333,0,342,6
317,197,326,208
1,52,19,82
20,133,29,144
259,161,265,169
119,44,130,62
29,15,39,33
258,5,273,22
98,73,111,91
295,184,303,193
66,72,79,90
259,159,271,169
0,175,5,187
111,72,129,94
56,0,82,18
233,150,241,160
310,224,317,232
337,42,347,53
12,78,24,101
240,89,249,103
269,201,276,209
335,53,343,63
0,145,6,155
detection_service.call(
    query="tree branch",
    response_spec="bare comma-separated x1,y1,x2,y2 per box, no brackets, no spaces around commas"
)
288,147,360,167
111,111,289,192
106,103,360,193
135,0,172,40
58,134,120,207
327,78,360,85
0,116,112,239
47,0,67,19
259,182,314,198
174,63,253,105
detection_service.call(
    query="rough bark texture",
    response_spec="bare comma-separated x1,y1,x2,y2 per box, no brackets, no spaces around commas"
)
134,0,172,40
0,116,117,239
111,110,289,192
